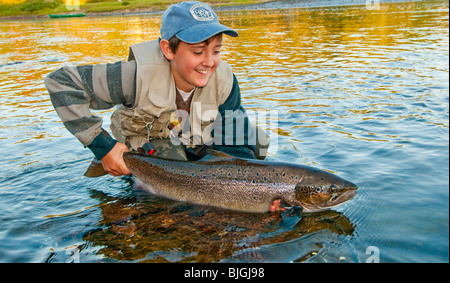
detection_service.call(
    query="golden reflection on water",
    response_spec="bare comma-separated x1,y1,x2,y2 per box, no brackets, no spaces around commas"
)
0,1,448,148
220,2,448,89
217,1,449,144
0,1,448,147
0,5,447,137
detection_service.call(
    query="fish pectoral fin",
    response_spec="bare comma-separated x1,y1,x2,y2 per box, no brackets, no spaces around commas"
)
84,158,108,178
279,206,303,227
199,149,236,162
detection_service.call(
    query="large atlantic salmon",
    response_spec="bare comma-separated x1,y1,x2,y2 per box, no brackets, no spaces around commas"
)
122,150,357,214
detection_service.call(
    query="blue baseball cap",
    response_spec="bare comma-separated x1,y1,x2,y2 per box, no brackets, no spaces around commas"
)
160,1,238,44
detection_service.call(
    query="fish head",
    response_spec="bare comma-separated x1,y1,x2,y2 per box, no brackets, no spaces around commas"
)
292,170,357,212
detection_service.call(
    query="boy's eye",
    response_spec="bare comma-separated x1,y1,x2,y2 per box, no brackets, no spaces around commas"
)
192,49,221,55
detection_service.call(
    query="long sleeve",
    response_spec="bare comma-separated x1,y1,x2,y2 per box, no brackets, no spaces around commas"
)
44,61,136,160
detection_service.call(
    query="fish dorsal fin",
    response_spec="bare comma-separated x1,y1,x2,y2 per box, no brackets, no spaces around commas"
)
199,149,236,162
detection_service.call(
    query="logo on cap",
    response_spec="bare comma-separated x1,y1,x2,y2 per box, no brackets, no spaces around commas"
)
190,3,214,21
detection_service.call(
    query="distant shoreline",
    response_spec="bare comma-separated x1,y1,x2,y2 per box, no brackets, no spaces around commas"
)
0,0,426,21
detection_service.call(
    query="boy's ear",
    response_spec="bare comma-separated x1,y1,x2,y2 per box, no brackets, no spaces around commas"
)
160,39,174,60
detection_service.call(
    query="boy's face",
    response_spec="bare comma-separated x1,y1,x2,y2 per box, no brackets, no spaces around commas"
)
161,35,222,92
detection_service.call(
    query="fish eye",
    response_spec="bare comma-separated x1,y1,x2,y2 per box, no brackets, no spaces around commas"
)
329,185,337,193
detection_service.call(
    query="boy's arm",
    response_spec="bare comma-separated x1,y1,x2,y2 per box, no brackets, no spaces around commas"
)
213,74,257,159
44,61,136,161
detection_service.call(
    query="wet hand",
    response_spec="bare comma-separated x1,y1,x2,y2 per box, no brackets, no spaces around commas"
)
100,142,131,177
270,199,287,212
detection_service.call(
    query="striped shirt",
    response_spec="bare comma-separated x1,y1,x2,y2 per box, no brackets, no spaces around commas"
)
44,60,256,160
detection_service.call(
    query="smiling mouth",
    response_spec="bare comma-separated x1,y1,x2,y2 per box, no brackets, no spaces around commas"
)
195,69,208,75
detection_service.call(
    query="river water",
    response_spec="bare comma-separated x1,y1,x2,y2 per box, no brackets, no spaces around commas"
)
0,0,448,263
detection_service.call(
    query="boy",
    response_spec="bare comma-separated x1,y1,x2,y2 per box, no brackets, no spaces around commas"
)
45,1,267,178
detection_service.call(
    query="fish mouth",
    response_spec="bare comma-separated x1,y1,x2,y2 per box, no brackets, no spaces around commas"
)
324,188,357,209
303,188,357,213
332,189,357,203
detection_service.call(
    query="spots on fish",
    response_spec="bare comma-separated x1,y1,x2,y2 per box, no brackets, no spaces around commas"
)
124,152,358,214
296,185,327,198
139,156,301,188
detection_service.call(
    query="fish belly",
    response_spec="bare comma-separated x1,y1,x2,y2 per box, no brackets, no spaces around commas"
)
135,173,283,213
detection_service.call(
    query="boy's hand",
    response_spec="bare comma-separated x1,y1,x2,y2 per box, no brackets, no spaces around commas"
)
100,142,131,176
270,199,287,212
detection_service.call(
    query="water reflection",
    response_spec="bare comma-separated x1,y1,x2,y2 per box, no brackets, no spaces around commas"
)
81,186,354,263
219,1,449,150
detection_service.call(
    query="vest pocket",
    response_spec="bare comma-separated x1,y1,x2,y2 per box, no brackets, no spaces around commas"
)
114,107,146,135
111,106,171,142
139,91,172,117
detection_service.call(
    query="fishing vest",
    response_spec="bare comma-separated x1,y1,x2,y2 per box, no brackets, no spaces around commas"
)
110,39,234,151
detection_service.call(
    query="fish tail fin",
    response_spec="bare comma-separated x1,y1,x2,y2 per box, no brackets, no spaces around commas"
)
84,158,108,178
